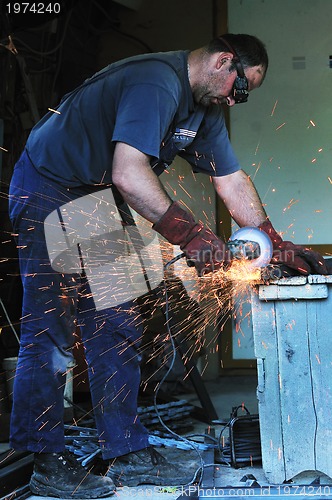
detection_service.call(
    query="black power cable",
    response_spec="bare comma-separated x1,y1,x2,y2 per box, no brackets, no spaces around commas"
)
215,405,261,468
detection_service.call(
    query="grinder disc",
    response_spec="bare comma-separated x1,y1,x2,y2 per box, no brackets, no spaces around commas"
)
229,227,273,268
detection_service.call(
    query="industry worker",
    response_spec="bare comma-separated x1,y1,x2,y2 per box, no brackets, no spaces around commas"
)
8,33,327,499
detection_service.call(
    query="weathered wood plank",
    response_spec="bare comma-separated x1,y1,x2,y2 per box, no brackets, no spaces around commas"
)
275,300,316,481
261,276,308,286
259,284,328,301
250,290,285,484
307,298,332,478
251,280,332,484
308,275,332,284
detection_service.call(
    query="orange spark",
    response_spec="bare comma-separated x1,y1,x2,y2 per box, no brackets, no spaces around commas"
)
48,107,61,114
283,199,299,212
178,184,192,198
271,100,278,116
38,421,49,431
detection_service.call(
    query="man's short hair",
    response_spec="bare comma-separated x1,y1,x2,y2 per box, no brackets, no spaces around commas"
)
207,33,269,74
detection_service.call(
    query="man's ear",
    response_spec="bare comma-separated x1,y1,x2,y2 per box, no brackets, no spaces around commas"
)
216,52,234,69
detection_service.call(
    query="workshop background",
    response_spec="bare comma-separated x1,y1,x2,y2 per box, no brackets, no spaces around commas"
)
0,0,332,497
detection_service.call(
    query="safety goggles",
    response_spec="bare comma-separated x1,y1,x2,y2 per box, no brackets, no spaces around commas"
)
232,69,249,103
219,37,249,104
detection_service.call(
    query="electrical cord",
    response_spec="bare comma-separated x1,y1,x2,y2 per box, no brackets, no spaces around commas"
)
150,252,246,484
215,418,233,466
214,408,261,467
8,9,73,57
90,0,154,53
0,297,20,344
151,252,205,486
154,253,262,479
61,252,208,482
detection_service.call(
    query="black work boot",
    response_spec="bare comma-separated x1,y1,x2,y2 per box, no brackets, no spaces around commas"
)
30,451,115,498
107,447,197,487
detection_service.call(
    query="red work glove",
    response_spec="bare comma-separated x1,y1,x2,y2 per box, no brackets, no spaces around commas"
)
153,202,231,276
259,220,327,275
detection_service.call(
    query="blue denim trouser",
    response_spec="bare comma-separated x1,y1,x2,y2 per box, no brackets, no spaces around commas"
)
8,150,149,458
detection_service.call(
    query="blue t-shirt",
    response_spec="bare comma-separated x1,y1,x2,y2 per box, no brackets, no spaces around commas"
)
26,51,240,186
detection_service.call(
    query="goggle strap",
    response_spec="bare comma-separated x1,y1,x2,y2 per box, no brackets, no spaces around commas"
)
218,36,245,78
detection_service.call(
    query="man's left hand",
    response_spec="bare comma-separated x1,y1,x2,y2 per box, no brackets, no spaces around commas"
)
259,220,328,275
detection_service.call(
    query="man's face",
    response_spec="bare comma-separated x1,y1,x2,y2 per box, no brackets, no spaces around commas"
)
193,57,265,108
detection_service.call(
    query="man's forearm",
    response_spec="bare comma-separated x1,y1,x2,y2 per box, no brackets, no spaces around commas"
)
213,169,267,228
112,142,172,223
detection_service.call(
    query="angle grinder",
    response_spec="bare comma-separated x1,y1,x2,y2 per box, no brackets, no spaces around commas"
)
172,226,273,270
228,226,273,268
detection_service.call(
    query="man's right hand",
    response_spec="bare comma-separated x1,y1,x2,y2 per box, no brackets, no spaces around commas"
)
153,202,231,276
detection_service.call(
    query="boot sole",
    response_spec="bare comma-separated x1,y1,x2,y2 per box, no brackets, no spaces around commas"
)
109,472,182,487
30,476,116,498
